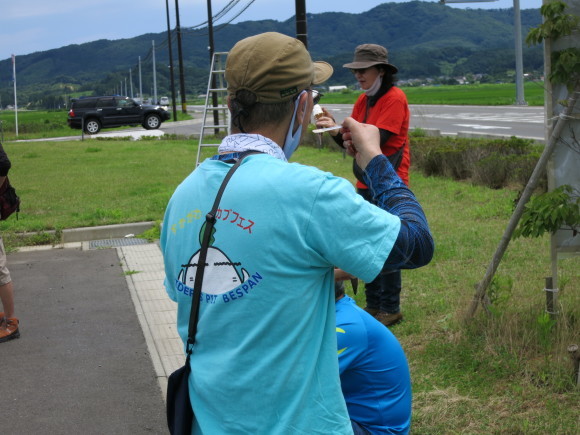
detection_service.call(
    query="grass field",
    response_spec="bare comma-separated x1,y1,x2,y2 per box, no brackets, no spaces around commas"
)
0,109,192,141
403,81,545,106
320,81,546,106
0,136,578,433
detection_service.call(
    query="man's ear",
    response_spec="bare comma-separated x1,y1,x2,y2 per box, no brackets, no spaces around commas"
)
295,91,309,127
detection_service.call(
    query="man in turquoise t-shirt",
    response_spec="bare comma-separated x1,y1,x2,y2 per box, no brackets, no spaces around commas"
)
335,281,412,434
161,32,433,434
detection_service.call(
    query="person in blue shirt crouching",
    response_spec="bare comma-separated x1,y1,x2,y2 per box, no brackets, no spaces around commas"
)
335,275,412,435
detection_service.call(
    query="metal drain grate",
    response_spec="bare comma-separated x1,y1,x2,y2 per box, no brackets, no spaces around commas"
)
89,238,150,249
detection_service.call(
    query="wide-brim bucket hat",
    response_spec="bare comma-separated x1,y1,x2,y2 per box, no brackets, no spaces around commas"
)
343,44,398,74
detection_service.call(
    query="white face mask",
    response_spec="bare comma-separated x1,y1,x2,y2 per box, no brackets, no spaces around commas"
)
365,74,383,97
283,90,308,160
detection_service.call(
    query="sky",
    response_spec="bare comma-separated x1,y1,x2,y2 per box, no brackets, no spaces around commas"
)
0,0,543,61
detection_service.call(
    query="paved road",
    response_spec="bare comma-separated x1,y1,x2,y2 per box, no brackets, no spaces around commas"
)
12,104,546,143
315,104,545,142
2,247,167,434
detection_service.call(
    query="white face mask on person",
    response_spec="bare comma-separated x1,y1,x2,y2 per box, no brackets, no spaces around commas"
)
283,90,308,160
365,74,383,97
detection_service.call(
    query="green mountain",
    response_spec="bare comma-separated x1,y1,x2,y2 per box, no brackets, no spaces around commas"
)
0,1,542,108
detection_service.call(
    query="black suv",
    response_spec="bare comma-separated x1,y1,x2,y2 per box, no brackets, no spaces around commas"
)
67,96,171,134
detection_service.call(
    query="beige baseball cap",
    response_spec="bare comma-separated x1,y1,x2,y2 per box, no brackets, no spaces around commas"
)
226,32,333,104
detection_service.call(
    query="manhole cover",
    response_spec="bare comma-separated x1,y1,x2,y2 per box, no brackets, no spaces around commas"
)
89,238,150,249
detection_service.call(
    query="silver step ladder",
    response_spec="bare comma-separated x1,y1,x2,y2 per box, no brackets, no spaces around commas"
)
195,51,230,166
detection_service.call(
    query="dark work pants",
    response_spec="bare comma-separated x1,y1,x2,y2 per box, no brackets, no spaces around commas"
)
357,188,402,314
351,420,371,435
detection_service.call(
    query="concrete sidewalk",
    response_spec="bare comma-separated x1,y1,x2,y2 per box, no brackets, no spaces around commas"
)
1,239,182,434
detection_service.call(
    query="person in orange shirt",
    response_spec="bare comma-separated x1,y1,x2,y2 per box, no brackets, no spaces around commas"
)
316,44,411,327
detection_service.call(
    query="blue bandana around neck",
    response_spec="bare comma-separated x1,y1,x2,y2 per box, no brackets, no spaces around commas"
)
218,133,288,162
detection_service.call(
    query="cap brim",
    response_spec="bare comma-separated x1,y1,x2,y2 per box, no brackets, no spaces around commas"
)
313,61,333,85
343,61,398,74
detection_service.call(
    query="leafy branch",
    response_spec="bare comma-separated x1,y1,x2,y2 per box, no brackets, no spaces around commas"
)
526,1,579,44
526,1,580,90
514,185,580,238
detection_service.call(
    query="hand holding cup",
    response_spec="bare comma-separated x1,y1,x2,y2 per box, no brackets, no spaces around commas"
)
340,117,382,171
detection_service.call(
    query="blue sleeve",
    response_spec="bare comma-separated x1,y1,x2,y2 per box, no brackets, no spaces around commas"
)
304,170,400,284
363,155,434,269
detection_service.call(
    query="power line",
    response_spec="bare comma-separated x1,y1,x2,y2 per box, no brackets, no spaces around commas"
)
183,0,255,32
187,0,256,37
183,0,241,30
113,0,257,72
99,0,258,95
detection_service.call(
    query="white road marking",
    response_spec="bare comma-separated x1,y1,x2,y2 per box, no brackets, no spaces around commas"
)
454,124,512,130
416,113,544,124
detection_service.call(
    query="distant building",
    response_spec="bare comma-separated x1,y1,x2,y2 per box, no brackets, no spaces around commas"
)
328,85,348,92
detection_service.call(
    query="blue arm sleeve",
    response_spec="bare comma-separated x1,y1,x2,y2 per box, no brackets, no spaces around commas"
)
363,155,434,269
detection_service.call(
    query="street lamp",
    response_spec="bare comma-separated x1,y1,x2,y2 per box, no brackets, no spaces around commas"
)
440,0,526,105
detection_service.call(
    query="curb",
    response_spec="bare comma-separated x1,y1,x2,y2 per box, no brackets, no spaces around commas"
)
415,127,544,143
456,130,544,143
13,222,157,252
62,221,156,243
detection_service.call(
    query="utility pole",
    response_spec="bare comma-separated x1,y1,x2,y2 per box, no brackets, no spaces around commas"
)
295,0,308,48
440,0,525,105
175,0,188,113
129,68,134,98
152,40,158,105
513,0,526,105
138,56,143,100
165,0,178,120
207,0,220,133
11,54,18,137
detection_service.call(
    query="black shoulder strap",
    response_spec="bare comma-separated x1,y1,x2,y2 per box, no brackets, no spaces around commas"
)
185,151,260,354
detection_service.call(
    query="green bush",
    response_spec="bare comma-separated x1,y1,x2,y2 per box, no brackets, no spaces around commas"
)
508,151,546,190
303,132,545,192
473,152,511,189
410,136,544,190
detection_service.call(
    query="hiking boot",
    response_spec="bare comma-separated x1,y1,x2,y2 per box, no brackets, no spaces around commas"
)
0,317,20,343
0,312,5,328
363,307,379,317
375,311,403,327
